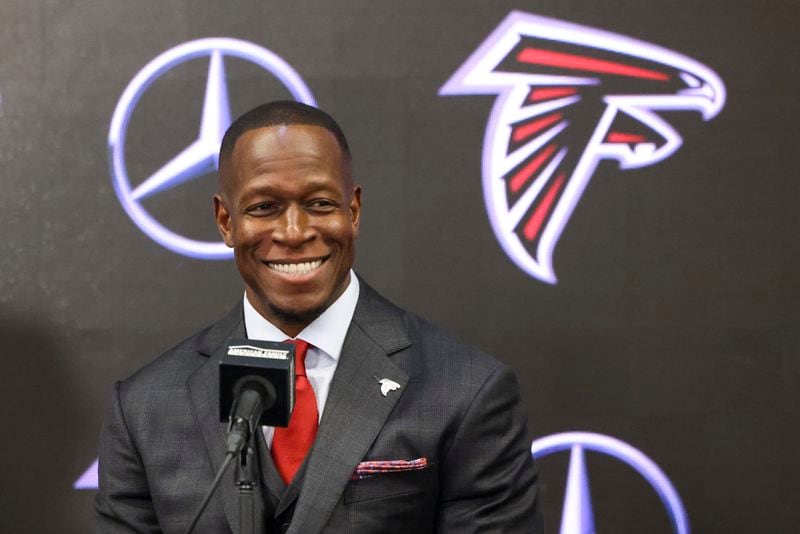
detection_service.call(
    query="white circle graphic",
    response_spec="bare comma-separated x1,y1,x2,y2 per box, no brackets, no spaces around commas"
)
108,38,316,259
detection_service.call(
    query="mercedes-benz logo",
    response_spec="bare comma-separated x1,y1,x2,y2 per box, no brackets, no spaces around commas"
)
108,37,316,259
531,431,690,534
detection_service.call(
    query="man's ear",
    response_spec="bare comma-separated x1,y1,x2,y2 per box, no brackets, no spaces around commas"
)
349,186,362,235
214,194,235,247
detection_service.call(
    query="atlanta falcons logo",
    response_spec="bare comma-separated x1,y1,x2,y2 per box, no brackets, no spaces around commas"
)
440,11,725,284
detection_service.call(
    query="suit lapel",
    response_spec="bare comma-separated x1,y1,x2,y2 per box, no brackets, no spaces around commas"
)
285,282,411,534
187,305,269,533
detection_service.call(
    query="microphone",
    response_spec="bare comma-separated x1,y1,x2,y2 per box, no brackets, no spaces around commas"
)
219,339,296,453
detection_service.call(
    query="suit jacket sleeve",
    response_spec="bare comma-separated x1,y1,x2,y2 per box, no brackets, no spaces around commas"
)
95,381,162,534
435,365,544,533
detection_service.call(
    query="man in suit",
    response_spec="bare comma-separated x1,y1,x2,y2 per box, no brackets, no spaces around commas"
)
95,101,544,533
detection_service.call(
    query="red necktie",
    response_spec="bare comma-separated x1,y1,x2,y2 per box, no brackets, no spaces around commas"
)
271,339,319,484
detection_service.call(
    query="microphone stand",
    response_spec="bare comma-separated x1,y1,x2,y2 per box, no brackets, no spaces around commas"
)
235,440,258,534
184,388,268,534
228,385,271,534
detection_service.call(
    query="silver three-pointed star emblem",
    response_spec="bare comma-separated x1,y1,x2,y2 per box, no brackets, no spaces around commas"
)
530,431,689,534
108,38,316,259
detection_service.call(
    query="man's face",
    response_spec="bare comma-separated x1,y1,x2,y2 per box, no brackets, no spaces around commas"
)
214,124,361,336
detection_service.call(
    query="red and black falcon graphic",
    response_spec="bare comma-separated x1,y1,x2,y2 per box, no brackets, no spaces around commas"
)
440,12,725,284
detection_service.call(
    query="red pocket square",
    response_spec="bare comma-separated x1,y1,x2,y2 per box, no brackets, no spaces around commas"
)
351,457,429,480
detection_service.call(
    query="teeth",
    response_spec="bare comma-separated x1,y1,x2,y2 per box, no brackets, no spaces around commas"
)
268,259,324,275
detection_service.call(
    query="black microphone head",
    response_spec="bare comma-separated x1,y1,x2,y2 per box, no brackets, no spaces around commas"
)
233,375,277,409
219,339,295,427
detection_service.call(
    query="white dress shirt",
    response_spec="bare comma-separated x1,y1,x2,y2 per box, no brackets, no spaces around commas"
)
243,270,360,447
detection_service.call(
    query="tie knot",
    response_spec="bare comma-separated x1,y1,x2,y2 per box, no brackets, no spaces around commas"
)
287,339,310,377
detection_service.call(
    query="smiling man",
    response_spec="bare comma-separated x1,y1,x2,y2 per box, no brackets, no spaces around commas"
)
95,101,543,534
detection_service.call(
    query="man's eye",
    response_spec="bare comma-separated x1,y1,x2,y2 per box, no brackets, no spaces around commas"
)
243,203,278,216
308,199,337,211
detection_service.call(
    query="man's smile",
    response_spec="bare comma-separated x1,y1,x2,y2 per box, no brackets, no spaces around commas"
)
265,256,328,276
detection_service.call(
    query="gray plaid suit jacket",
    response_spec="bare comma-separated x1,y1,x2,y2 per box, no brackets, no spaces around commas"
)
95,279,543,533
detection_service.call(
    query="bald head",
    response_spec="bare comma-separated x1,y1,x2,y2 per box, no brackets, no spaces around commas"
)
218,101,352,195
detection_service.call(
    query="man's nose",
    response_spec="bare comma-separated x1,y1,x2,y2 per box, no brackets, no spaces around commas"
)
272,205,315,247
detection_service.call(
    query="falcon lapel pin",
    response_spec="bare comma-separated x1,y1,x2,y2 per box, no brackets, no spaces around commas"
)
377,378,401,397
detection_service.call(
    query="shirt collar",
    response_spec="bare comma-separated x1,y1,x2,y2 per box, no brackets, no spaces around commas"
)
243,270,360,361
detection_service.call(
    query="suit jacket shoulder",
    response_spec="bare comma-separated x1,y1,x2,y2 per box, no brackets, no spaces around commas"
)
96,305,246,534
352,281,512,425
118,304,242,397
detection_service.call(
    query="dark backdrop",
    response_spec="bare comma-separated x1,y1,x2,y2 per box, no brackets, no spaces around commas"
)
1,1,797,532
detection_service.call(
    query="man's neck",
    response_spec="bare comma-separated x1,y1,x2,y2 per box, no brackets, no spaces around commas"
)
243,272,360,358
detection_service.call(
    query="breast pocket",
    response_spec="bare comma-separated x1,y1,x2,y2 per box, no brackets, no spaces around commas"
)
344,462,436,504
